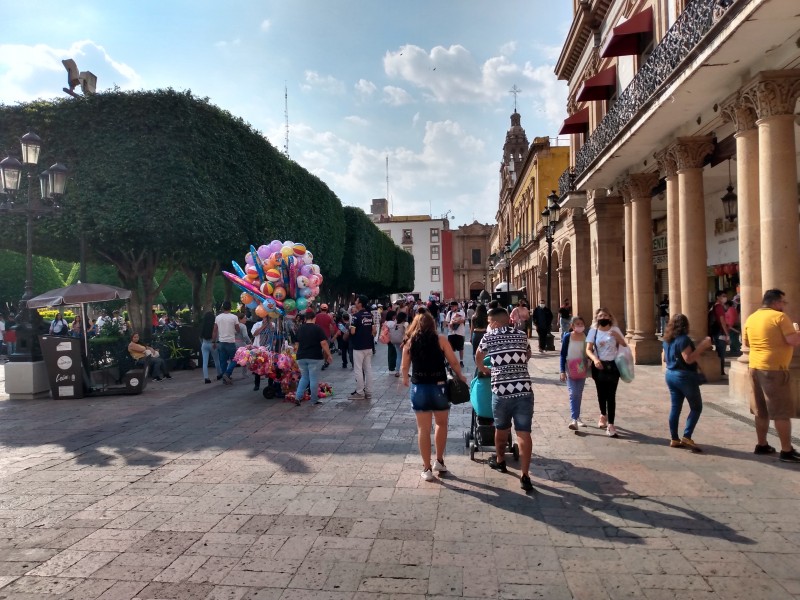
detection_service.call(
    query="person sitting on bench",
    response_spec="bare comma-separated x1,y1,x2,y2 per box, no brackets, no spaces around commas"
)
128,332,171,382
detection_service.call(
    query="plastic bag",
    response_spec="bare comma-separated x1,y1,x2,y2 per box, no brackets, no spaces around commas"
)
615,346,634,383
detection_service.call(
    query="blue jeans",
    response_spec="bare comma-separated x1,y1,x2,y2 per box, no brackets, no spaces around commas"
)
659,316,667,335
296,358,323,401
201,339,222,380
566,376,586,420
392,343,402,370
218,342,237,376
665,370,703,440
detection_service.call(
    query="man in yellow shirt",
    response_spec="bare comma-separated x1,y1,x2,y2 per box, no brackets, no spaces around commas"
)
743,289,800,463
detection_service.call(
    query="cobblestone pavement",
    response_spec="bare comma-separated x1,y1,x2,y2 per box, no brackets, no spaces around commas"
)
0,336,799,600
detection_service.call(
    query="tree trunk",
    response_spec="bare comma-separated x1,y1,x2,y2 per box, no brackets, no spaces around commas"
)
202,261,219,314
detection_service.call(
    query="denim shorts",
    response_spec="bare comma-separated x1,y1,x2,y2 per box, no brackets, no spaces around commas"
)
410,383,450,412
492,393,534,432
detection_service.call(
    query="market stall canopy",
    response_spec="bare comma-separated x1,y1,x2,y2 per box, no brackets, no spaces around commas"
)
26,282,132,308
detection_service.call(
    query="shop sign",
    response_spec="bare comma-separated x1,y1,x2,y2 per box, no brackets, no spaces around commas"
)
652,235,667,265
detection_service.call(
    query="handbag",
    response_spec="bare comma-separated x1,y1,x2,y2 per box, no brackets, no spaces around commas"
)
446,366,470,405
379,323,390,344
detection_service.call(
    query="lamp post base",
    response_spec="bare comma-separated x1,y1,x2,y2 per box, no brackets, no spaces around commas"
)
4,360,50,400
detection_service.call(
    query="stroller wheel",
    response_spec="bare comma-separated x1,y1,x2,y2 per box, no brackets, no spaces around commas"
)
469,443,476,461
512,443,520,461
464,431,471,448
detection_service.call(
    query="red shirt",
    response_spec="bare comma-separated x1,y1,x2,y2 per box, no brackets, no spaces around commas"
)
314,312,335,337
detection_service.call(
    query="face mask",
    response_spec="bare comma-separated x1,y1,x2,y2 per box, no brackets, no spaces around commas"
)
573,325,585,333
597,318,611,327
539,303,545,308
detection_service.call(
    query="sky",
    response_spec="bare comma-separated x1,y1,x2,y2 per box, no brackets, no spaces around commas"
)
0,0,573,229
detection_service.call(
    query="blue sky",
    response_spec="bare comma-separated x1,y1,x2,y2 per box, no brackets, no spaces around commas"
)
0,0,572,228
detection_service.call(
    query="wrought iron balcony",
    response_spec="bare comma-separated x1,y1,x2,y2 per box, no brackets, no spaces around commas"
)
558,167,576,198
573,0,741,182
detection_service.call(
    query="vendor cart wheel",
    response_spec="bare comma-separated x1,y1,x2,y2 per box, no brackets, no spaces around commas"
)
262,386,275,399
469,443,476,461
512,443,520,461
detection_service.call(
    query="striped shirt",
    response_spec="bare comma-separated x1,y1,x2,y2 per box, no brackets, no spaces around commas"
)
477,326,532,399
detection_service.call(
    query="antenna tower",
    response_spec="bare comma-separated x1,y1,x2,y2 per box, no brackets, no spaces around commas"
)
284,84,289,158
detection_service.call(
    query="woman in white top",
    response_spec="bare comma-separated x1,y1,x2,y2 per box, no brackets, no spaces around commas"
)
585,307,628,438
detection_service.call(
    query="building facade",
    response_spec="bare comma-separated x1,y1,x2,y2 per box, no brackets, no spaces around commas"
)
551,0,800,403
450,221,493,301
370,198,454,300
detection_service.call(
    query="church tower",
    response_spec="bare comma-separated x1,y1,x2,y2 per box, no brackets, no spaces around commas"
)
501,111,529,183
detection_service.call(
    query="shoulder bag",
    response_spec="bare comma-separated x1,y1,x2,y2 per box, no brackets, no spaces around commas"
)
446,366,470,405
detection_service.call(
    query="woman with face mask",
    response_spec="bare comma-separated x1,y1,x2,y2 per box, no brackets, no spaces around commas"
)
585,308,628,437
559,316,589,430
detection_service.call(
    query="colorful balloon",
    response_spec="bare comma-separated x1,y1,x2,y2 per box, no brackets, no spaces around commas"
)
241,292,254,305
309,275,321,287
280,246,293,259
255,305,267,318
269,240,282,253
283,298,296,313
295,297,308,311
232,261,247,278
257,245,270,260
292,243,306,256
309,264,321,276
302,251,314,265
296,275,309,289
260,281,274,295
244,252,255,266
273,286,287,301
265,269,281,283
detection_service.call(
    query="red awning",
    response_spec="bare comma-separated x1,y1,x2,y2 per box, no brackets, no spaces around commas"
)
558,108,590,136
576,66,617,102
601,7,654,58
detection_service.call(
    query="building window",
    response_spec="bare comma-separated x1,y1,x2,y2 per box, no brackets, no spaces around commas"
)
402,229,413,243
382,229,392,238
431,267,440,282
471,249,482,265
430,245,440,260
403,246,412,253
430,228,439,243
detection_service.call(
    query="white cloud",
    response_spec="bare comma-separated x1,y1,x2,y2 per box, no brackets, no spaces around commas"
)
260,19,271,32
382,85,413,106
301,70,345,94
214,38,241,48
500,41,517,56
354,78,376,98
412,112,420,128
344,115,369,126
383,43,567,126
0,39,141,103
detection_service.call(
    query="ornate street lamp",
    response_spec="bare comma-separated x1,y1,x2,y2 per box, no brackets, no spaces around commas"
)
0,131,66,361
541,190,561,350
721,158,737,223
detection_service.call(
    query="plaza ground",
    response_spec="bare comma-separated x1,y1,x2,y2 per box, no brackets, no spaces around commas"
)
0,336,798,599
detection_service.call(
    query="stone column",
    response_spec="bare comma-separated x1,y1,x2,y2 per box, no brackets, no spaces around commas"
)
621,190,635,338
671,136,715,341
621,172,661,364
654,148,681,316
741,71,800,327
585,189,625,326
564,207,592,320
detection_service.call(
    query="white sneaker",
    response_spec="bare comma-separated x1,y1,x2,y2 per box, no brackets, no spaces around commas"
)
568,420,578,431
576,418,587,428
433,460,447,473
606,424,618,438
420,469,435,481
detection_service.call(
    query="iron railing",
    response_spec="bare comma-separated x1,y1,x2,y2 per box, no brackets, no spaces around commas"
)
573,0,742,181
558,167,576,198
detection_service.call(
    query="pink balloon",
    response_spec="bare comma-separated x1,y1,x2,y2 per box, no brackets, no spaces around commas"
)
308,275,320,287
315,274,323,285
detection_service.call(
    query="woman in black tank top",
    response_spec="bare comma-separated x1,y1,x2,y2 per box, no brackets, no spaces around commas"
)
401,311,467,482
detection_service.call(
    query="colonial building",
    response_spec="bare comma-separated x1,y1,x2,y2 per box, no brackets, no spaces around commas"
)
450,221,493,301
370,198,454,301
492,112,569,309
551,0,800,403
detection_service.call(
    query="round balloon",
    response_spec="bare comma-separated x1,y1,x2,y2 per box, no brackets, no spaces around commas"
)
283,298,296,313
257,245,270,260
292,243,306,256
282,240,294,248
255,305,267,318
268,240,282,254
302,252,314,265
260,281,274,295
265,269,281,283
314,274,323,285
296,275,310,289
280,246,294,259
308,264,321,276
244,252,255,266
300,264,313,277
308,275,321,287
273,286,287,301
241,292,254,305
295,297,308,311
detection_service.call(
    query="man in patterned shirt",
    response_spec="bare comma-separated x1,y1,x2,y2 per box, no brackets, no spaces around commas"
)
475,307,534,491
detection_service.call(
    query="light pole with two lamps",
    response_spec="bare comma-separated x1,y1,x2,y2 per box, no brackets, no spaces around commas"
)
0,131,67,362
540,190,561,350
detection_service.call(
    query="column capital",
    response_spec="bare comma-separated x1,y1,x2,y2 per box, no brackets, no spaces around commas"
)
670,136,715,171
654,148,678,178
618,172,659,202
613,177,632,204
720,93,758,134
740,70,800,121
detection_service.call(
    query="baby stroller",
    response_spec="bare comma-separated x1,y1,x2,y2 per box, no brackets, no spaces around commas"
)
464,357,519,462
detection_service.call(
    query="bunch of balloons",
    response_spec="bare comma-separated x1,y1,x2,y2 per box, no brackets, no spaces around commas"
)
223,240,323,318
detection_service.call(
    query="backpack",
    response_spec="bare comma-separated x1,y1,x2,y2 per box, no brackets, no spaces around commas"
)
389,323,406,345
708,306,721,336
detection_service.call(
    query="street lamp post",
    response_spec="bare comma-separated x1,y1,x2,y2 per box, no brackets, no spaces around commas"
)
503,238,511,306
0,132,67,361
541,191,561,350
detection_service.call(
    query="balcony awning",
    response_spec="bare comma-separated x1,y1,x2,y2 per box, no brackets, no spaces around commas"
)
558,107,590,135
601,7,654,58
576,66,617,102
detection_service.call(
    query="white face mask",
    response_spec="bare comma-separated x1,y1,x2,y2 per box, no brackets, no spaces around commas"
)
539,303,545,307
573,325,585,333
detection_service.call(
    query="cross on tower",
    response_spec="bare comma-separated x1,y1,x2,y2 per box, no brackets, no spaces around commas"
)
509,85,522,112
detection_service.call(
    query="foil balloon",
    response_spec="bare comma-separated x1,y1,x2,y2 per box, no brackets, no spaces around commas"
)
273,286,287,302
231,261,247,278
250,245,265,281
